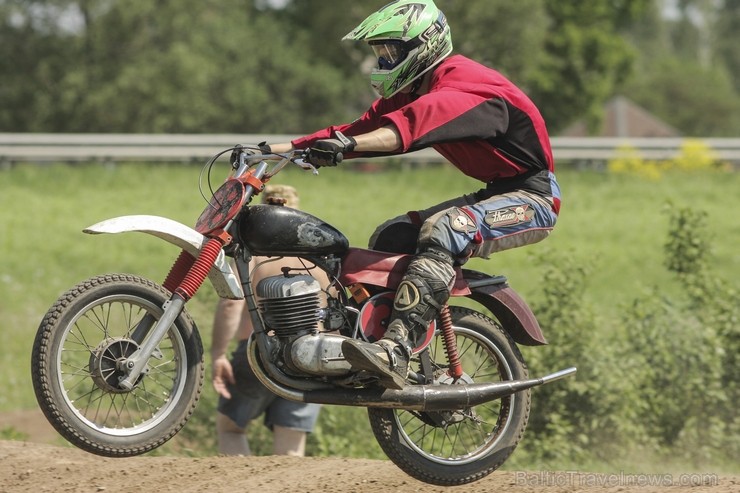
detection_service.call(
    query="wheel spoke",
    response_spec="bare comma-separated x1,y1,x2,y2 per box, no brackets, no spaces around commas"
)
32,275,203,457
55,293,189,432
393,315,516,463
67,323,96,353
83,306,110,338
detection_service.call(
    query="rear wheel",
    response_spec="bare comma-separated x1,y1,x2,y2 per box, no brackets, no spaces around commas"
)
31,274,204,457
368,306,530,486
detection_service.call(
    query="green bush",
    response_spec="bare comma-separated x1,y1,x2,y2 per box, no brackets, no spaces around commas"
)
516,251,639,466
512,201,739,470
618,204,737,466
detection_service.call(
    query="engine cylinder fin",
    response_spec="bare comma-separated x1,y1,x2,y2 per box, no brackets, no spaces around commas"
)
258,289,322,336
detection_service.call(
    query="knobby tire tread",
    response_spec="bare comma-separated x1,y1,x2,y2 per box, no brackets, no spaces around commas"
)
368,306,531,486
31,274,205,457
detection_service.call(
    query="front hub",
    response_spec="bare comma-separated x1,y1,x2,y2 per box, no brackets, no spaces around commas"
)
89,338,147,392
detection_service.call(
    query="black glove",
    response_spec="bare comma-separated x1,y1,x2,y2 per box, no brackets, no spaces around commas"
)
306,132,357,167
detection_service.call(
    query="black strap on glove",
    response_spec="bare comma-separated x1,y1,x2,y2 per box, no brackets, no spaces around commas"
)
306,131,357,167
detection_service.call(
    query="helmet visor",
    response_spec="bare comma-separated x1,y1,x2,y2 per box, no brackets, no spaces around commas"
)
369,40,408,70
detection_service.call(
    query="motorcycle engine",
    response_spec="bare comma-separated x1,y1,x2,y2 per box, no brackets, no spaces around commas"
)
256,274,322,336
255,273,352,377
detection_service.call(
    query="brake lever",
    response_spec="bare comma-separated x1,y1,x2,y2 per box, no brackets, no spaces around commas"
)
290,150,318,174
293,158,319,175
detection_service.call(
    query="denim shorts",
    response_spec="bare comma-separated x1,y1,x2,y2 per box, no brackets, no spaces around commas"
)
217,339,321,432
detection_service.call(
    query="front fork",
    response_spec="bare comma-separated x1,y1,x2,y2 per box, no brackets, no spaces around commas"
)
117,237,226,390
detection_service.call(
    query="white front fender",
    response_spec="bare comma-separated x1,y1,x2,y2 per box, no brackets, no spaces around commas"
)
84,215,244,299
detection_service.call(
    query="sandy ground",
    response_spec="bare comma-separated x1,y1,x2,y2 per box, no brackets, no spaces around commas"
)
1,409,737,493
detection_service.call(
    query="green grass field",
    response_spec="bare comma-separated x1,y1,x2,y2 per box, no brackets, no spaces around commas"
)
2,161,738,467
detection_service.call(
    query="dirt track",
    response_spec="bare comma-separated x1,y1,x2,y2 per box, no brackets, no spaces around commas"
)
1,410,737,493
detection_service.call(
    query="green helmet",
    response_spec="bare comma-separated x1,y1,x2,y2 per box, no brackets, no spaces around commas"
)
343,1,453,98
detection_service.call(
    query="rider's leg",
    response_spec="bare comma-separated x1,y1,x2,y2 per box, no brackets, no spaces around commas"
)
343,206,475,389
343,188,559,389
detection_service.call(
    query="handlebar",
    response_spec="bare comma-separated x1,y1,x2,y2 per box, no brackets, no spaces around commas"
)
230,143,344,176
232,147,318,180
198,146,320,217
262,151,343,165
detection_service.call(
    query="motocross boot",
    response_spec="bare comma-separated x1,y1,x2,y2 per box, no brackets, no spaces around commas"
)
341,321,413,390
342,246,455,389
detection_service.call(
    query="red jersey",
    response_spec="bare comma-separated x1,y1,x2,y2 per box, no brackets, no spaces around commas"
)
292,55,554,195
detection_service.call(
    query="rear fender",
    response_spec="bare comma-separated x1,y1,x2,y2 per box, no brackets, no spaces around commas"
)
460,270,547,346
83,215,243,299
340,249,545,344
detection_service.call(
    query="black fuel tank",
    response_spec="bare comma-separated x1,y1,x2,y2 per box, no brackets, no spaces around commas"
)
237,204,349,257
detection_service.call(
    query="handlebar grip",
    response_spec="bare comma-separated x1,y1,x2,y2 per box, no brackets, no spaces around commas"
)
335,152,344,164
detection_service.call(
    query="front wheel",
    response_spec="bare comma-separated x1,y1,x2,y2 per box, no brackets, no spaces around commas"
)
368,306,530,486
31,274,204,457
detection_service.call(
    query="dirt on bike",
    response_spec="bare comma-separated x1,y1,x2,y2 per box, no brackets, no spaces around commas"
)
31,146,576,486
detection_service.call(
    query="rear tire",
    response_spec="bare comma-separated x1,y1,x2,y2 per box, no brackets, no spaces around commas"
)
31,274,204,457
368,306,530,485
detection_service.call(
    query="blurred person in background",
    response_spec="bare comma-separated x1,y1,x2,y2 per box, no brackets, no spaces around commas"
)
211,185,327,456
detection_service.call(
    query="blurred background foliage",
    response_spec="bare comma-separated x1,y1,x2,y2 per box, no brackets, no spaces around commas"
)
2,0,740,136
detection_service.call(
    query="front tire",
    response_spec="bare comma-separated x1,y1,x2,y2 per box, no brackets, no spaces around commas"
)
31,274,204,457
368,306,530,486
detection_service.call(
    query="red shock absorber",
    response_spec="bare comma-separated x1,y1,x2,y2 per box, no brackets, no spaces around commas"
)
163,250,196,293
174,238,224,300
439,305,464,380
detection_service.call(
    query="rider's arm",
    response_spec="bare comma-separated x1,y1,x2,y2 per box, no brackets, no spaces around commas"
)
268,142,294,154
288,96,406,156
270,125,401,155
352,125,401,153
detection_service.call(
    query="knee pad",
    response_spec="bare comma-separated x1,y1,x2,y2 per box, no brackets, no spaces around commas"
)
392,249,454,342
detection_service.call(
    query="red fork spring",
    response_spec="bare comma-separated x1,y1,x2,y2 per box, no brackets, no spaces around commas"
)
440,305,463,379
174,238,224,300
163,250,196,293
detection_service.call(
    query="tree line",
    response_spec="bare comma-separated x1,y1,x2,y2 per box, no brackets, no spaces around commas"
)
1,0,739,136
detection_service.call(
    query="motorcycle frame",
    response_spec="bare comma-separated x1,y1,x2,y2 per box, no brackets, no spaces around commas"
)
82,151,569,404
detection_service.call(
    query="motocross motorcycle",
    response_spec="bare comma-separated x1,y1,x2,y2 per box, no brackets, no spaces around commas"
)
31,146,576,486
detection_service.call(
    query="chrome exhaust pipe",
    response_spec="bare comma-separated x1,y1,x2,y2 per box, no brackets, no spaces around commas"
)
306,367,576,411
248,340,576,411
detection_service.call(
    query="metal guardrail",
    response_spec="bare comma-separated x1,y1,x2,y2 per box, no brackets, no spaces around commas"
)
553,137,740,162
0,134,301,164
1,133,740,165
